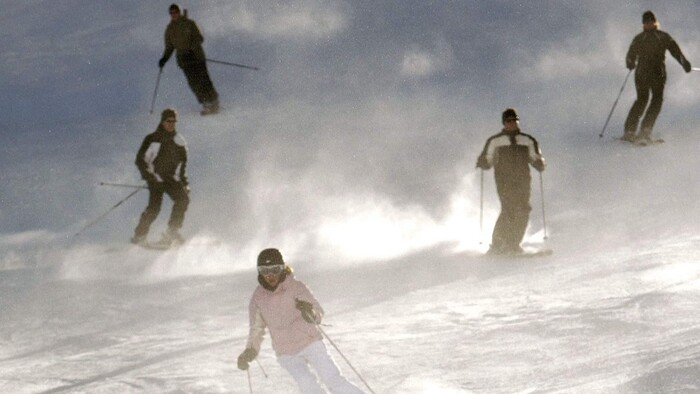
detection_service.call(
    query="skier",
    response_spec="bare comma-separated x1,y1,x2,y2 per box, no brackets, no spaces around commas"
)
476,108,546,255
237,248,364,394
622,10,692,145
131,108,190,246
158,4,220,115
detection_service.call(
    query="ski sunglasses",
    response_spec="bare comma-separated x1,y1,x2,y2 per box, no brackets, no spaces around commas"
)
258,264,285,275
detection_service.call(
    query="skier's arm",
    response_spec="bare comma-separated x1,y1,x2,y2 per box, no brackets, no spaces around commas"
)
160,29,175,66
626,36,639,70
294,282,324,324
190,20,204,46
476,140,492,170
135,136,156,182
666,34,692,73
246,300,267,353
179,145,189,187
527,137,546,172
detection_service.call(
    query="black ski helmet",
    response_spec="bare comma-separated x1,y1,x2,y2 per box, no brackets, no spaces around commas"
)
169,4,181,14
502,108,519,124
642,11,656,24
257,248,284,267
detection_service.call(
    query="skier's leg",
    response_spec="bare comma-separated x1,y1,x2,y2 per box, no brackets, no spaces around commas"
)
278,352,326,394
623,76,650,139
490,187,513,253
133,185,164,239
182,65,205,104
494,184,531,253
305,341,364,394
509,203,532,252
639,76,665,138
187,62,218,106
490,209,509,253
165,182,189,232
196,61,218,104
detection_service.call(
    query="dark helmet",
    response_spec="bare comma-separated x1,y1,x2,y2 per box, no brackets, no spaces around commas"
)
642,11,656,24
501,108,519,124
257,248,284,267
160,108,178,122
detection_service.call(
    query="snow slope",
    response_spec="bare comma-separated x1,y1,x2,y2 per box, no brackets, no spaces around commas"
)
1,1,700,393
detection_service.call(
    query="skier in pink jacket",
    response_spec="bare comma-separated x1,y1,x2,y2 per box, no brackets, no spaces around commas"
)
237,248,364,393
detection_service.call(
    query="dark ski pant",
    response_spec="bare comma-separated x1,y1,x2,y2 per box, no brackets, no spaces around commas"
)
181,61,218,105
491,183,531,252
134,181,189,238
624,71,665,137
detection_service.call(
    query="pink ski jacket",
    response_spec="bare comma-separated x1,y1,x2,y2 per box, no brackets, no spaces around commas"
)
246,271,324,356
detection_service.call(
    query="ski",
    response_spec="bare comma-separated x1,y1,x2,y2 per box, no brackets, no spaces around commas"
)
617,137,665,146
137,241,177,251
512,248,553,258
200,108,220,116
484,248,553,258
633,138,664,146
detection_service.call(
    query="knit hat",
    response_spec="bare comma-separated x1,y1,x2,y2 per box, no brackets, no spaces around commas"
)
502,108,519,124
257,248,284,266
642,11,656,24
160,108,178,122
169,4,181,14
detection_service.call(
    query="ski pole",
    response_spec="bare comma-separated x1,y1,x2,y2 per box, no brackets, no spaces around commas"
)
316,324,376,394
599,69,632,138
150,68,163,114
74,188,143,237
99,182,148,189
255,359,268,378
206,58,259,71
692,67,700,72
246,369,253,394
479,169,484,244
539,171,548,240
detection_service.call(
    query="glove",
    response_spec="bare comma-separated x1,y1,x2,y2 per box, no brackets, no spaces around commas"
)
682,59,692,73
476,155,490,170
237,348,258,370
626,61,635,71
158,57,167,68
532,158,546,172
295,299,317,324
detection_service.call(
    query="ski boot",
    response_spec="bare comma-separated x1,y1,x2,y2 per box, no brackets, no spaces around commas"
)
130,234,147,246
635,128,653,146
200,99,220,116
621,131,636,143
156,228,185,247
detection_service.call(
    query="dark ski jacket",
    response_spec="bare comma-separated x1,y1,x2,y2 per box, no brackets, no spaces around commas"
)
135,127,188,185
626,28,691,78
161,15,206,69
476,129,544,189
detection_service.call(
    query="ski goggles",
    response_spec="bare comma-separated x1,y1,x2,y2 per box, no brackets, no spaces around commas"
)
258,264,285,275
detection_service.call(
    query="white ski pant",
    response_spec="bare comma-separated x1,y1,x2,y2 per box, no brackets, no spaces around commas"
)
277,340,364,394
